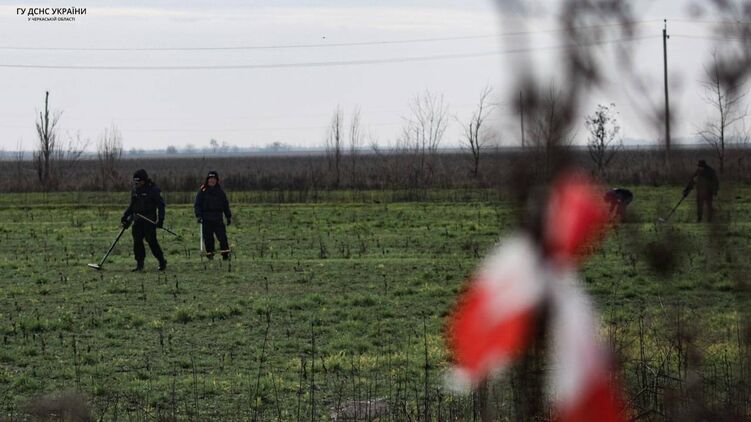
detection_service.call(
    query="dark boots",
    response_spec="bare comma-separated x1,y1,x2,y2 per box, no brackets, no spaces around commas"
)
132,260,166,272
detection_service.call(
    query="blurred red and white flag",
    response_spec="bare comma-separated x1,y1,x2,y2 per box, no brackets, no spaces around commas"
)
447,234,545,388
446,172,627,421
548,270,624,422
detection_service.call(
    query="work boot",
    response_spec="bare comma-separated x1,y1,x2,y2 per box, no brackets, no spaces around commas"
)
158,260,167,271
131,262,144,272
206,253,214,261
222,253,230,261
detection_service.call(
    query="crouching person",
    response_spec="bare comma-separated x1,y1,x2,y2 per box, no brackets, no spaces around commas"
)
604,188,633,222
194,171,232,260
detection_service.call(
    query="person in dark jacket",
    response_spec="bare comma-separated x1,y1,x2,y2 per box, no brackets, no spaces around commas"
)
683,160,719,222
121,169,167,271
194,170,232,260
604,188,633,221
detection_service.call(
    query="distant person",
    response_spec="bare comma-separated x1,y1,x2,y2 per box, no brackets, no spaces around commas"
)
194,171,232,260
683,160,719,222
604,188,633,220
121,169,167,271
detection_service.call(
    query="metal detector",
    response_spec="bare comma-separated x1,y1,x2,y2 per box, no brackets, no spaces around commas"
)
200,223,205,253
135,213,181,237
88,225,128,270
658,194,687,223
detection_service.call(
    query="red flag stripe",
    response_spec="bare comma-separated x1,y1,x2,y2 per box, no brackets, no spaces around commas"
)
449,286,536,383
545,171,608,265
555,376,626,422
448,235,545,385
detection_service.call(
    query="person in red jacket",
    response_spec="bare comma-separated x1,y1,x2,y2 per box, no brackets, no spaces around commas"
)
194,171,232,260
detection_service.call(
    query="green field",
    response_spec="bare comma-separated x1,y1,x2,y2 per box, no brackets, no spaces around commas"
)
0,187,749,420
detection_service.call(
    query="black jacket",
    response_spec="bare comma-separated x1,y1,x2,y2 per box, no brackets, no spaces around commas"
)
684,165,719,198
122,181,165,224
194,184,231,223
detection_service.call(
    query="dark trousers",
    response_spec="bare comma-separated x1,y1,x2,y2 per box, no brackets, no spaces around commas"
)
202,220,229,256
132,221,165,263
697,194,714,222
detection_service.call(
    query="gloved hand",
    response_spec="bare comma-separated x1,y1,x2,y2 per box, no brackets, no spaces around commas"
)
196,217,203,224
226,217,232,226
682,187,690,198
156,219,164,229
121,216,131,229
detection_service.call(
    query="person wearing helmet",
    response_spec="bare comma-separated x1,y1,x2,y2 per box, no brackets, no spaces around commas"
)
683,160,719,222
194,170,232,260
121,169,167,271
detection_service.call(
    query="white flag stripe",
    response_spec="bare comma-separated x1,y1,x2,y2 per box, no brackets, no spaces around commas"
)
476,234,546,322
548,270,608,408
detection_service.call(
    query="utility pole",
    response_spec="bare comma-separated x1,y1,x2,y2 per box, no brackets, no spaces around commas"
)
519,90,526,149
663,19,671,164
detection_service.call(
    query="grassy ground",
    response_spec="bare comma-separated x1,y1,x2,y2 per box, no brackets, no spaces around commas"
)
0,186,749,420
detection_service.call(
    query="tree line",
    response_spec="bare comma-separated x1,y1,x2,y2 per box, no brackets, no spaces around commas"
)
2,73,749,193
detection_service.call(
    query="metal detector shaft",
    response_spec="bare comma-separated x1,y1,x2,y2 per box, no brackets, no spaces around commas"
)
97,225,127,267
135,213,179,237
200,223,204,252
663,195,687,222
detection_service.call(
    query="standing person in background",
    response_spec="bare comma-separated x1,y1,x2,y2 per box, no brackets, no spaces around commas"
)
683,160,719,222
194,171,232,260
121,169,167,272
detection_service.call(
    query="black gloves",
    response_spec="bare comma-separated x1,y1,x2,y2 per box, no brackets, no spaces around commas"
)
226,217,232,226
156,219,164,229
121,216,131,228
197,217,203,224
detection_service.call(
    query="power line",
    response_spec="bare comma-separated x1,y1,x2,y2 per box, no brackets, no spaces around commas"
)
0,36,658,71
669,18,751,26
0,20,660,52
671,34,750,42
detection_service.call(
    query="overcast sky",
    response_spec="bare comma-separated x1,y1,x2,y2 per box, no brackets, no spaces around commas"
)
0,0,745,151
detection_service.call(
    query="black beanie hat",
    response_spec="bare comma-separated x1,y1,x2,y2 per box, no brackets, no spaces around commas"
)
207,170,219,180
133,169,148,182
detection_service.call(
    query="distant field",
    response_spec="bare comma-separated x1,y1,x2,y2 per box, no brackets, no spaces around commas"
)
0,187,749,420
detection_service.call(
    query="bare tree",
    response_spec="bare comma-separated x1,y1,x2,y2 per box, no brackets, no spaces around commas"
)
586,103,621,178
96,125,123,190
325,106,344,187
209,139,219,154
400,90,449,188
524,86,575,177
698,53,748,174
32,92,88,190
55,132,88,188
460,85,495,178
33,91,61,190
349,107,362,187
